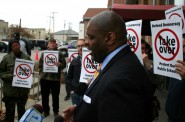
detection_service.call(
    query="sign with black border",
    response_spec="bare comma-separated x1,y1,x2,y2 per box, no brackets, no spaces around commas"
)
67,49,78,72
43,51,59,73
12,59,34,88
165,5,185,34
79,48,100,83
151,18,183,80
126,20,143,64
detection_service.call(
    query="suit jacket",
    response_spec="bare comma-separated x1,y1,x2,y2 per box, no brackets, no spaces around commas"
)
66,56,88,95
74,45,153,122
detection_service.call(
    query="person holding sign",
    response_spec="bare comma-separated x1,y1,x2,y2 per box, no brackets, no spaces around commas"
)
0,39,32,122
165,39,185,122
66,39,88,105
141,39,165,94
141,39,165,121
62,11,153,122
39,39,66,117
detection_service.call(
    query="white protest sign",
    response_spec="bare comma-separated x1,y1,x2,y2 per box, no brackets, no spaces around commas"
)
126,20,143,64
12,59,34,88
165,5,185,34
43,51,59,73
67,49,78,72
150,18,183,80
79,48,100,83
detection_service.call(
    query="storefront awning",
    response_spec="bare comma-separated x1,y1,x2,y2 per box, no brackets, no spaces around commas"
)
112,4,185,35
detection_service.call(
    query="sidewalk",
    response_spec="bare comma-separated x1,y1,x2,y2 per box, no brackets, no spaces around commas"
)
154,86,168,122
15,84,168,122
12,84,71,122
41,84,168,122
41,84,72,122
26,84,72,122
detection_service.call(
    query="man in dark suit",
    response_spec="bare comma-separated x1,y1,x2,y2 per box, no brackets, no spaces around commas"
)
62,11,153,122
66,39,88,105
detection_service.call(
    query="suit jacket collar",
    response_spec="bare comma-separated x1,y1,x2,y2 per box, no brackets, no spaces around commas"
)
85,45,132,95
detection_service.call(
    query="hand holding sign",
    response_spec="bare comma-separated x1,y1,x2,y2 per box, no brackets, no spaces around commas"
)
175,60,185,79
142,53,152,70
67,58,71,63
54,62,61,67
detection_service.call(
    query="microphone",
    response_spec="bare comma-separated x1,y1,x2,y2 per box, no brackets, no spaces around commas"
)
19,104,44,122
54,115,64,122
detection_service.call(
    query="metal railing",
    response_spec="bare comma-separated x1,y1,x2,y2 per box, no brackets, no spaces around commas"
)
0,72,41,109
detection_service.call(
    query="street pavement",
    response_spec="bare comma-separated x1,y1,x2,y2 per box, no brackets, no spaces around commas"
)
154,86,168,122
11,84,72,122
32,84,72,122
27,84,169,122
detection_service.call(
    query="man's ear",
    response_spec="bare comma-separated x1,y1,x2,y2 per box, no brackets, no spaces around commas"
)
105,32,116,46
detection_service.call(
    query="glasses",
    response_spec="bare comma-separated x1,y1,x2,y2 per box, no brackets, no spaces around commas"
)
76,45,86,49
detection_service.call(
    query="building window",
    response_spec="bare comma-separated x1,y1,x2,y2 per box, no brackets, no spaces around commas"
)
144,0,148,4
160,0,166,5
169,0,174,5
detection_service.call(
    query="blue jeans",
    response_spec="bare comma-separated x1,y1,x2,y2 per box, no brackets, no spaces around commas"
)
71,93,82,105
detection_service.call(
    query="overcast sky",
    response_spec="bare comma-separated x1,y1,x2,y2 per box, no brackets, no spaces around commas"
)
0,0,108,33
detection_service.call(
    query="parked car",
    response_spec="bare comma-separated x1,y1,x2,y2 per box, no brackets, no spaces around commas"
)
0,41,9,53
58,43,68,57
29,39,48,50
68,40,77,49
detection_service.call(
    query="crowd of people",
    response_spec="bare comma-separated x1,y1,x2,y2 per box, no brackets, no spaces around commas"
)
0,11,184,122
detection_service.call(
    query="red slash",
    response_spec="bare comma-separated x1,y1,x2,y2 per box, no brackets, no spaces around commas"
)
46,55,55,63
158,35,174,55
19,66,29,76
127,41,136,51
86,57,97,70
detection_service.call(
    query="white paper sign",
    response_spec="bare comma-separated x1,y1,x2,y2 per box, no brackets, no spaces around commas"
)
150,18,183,80
79,48,100,83
12,59,34,88
126,20,143,64
19,108,44,122
165,5,185,34
67,49,78,72
43,51,59,73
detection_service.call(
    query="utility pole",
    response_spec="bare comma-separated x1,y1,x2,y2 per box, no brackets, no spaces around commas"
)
48,16,52,38
63,20,66,41
19,18,21,29
68,22,72,42
111,0,114,10
52,12,58,34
